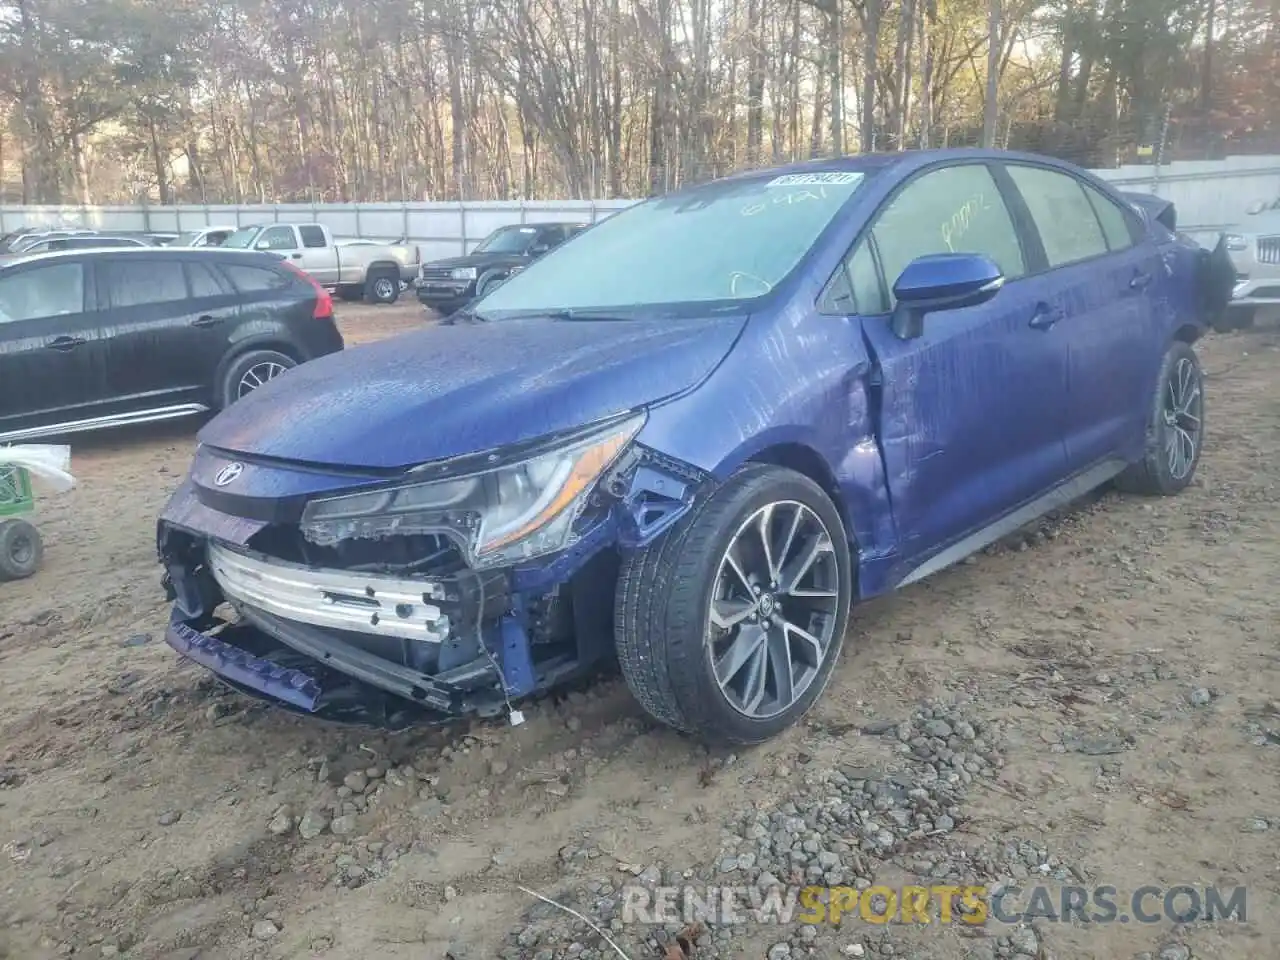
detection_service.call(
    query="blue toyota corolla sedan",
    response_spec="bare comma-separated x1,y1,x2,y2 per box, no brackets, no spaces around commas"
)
157,149,1235,744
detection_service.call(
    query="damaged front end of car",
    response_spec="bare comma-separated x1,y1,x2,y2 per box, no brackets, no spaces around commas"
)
156,411,712,728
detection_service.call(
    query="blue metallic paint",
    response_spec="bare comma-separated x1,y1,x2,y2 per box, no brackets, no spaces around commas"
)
158,148,1214,720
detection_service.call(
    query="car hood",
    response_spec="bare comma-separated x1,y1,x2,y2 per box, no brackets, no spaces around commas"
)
199,314,747,470
424,252,529,270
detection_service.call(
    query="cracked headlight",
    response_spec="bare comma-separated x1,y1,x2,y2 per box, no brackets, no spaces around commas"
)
300,414,644,567
450,267,478,281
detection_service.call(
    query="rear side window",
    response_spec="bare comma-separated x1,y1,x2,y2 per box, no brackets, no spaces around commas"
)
1007,166,1108,267
186,261,227,298
0,262,85,324
221,263,292,294
102,259,187,306
1080,182,1139,251
299,225,328,248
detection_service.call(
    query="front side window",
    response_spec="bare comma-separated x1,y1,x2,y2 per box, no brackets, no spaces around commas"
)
257,226,298,251
871,164,1026,307
1007,165,1109,267
478,170,870,314
0,262,86,324
103,260,187,307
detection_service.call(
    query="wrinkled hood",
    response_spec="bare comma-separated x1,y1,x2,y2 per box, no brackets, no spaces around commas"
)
199,315,747,470
423,252,529,270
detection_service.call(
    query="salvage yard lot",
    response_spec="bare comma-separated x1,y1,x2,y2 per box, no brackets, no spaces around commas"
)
1,303,1278,960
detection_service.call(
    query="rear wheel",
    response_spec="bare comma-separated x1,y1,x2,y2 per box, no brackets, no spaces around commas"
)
615,464,853,744
218,349,298,408
0,518,43,581
1116,341,1204,496
365,269,400,304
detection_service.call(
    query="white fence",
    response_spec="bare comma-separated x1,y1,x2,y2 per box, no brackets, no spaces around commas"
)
3,155,1279,256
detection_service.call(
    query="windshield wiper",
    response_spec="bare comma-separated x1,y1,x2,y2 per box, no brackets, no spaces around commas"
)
544,309,640,322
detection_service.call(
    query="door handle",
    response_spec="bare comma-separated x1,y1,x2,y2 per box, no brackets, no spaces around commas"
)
47,335,85,351
1029,304,1064,330
1129,270,1152,290
290,253,303,260
191,314,224,328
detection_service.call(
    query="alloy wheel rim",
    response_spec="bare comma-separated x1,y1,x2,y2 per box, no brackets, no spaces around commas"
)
706,501,841,720
237,361,289,398
1162,357,1202,481
374,278,395,299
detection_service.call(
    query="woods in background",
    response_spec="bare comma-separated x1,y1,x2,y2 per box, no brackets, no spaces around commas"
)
0,0,1277,205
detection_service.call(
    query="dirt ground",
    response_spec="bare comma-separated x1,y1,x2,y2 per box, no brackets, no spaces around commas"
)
1,302,1278,960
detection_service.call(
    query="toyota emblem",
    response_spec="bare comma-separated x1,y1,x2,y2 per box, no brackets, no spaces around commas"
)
213,462,244,487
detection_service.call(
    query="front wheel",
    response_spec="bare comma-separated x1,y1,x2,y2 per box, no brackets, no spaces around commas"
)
615,464,853,745
1116,340,1205,496
0,518,43,581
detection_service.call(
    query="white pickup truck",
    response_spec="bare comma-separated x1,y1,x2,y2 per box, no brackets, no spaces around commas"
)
220,222,421,303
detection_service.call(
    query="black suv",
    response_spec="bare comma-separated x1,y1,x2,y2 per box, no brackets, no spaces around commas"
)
416,222,586,315
0,248,344,443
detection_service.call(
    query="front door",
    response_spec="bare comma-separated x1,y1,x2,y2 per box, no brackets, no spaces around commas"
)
829,161,1072,580
0,259,103,439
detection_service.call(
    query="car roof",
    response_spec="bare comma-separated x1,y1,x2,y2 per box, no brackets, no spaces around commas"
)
0,246,294,271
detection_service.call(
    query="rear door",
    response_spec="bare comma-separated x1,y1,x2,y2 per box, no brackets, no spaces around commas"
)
0,259,102,438
94,255,209,410
1002,163,1161,472
830,161,1072,575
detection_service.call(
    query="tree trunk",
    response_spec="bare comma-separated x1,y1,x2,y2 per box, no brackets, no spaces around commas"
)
860,0,882,152
982,0,1001,146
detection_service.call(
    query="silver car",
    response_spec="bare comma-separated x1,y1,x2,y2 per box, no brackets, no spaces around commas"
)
1220,200,1280,329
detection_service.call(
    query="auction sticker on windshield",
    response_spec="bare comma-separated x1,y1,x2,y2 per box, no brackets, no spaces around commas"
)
766,172,864,187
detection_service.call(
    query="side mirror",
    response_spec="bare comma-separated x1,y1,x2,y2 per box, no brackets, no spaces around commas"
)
890,253,1004,340
530,243,551,257
1245,200,1267,216
255,239,270,250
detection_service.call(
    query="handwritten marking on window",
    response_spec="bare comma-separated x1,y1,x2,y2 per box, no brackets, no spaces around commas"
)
940,192,994,251
742,186,829,217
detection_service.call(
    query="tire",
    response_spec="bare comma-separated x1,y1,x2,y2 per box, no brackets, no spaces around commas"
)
0,518,43,581
614,464,854,745
365,269,400,304
1115,340,1205,496
217,349,298,409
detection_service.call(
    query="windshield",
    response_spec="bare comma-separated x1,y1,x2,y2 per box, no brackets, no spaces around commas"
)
477,171,867,315
221,226,261,249
474,226,540,255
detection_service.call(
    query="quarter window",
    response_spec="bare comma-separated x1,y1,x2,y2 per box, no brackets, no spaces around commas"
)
0,262,85,324
186,262,226,298
1007,165,1109,266
221,263,291,293
103,260,188,307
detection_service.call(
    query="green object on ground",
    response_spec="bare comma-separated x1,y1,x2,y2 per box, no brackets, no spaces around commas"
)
0,465,35,519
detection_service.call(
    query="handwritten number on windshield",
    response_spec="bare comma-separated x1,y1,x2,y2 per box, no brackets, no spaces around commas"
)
742,186,829,217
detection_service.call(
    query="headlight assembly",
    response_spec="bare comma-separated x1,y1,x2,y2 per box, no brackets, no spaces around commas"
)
1223,234,1249,252
450,267,478,281
300,414,645,567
